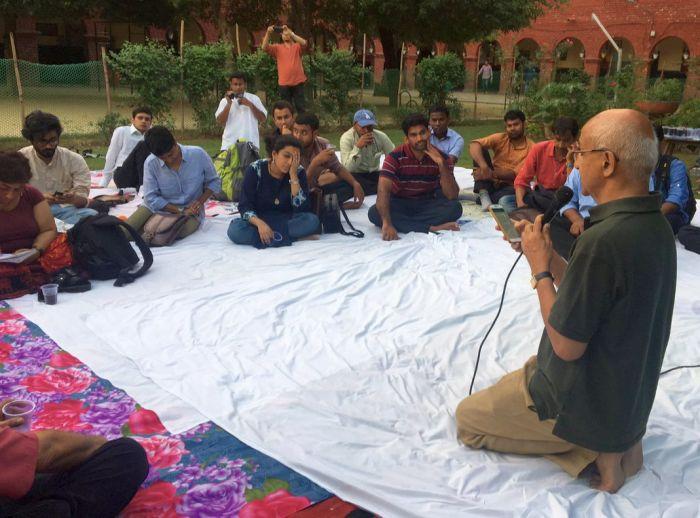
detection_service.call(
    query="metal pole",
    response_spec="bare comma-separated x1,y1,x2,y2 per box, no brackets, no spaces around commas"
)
9,33,25,124
397,42,405,108
360,33,367,106
101,46,112,114
180,19,185,131
591,12,623,103
591,13,622,75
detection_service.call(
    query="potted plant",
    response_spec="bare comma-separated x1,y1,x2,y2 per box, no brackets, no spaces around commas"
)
635,78,685,116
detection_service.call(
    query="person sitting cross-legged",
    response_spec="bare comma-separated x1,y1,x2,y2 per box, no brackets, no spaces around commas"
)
428,105,464,166
126,126,221,243
103,106,153,187
19,111,97,225
0,398,148,517
456,109,677,494
339,109,395,196
0,152,74,299
470,109,534,212
368,113,462,240
510,116,579,213
651,124,695,235
227,135,319,248
293,112,365,209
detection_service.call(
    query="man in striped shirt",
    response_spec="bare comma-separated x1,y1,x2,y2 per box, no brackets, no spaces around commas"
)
368,114,462,240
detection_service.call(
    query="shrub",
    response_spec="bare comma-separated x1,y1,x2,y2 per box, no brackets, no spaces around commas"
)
515,81,605,133
235,51,278,104
93,112,130,144
641,78,685,103
307,49,361,126
415,53,465,109
109,41,180,121
663,99,700,128
182,42,231,134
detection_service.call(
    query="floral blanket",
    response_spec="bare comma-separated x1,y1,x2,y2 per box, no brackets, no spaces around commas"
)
0,302,331,517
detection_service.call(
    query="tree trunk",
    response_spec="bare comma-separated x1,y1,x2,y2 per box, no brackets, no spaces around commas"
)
378,26,400,69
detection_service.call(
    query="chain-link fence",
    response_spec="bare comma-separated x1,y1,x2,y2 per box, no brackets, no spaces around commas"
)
0,58,203,139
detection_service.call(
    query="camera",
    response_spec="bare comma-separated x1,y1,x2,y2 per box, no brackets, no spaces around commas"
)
228,93,243,100
273,25,284,33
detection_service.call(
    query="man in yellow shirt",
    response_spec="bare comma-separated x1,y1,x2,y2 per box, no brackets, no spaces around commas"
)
469,110,534,212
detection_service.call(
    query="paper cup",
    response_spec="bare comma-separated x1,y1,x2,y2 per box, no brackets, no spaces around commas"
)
2,400,36,432
40,283,59,305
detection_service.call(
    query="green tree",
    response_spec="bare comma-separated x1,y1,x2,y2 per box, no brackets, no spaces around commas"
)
109,41,181,121
182,42,231,133
415,53,464,109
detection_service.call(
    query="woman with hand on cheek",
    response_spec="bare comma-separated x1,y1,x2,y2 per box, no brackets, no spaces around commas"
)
227,135,319,248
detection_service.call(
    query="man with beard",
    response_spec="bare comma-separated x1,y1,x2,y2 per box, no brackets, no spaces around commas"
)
513,117,579,213
469,110,534,212
369,113,462,240
19,111,97,224
293,112,365,209
429,105,464,166
263,100,296,157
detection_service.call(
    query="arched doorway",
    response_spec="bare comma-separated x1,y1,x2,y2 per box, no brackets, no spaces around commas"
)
553,37,587,83
514,38,541,93
477,40,501,92
649,37,689,81
598,38,634,78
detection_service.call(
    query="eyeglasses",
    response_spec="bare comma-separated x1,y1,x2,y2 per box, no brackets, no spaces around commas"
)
570,148,619,161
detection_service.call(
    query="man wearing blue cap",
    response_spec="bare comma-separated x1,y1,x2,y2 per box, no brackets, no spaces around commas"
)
340,109,395,195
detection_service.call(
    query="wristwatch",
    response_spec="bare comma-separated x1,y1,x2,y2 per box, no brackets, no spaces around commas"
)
530,271,553,289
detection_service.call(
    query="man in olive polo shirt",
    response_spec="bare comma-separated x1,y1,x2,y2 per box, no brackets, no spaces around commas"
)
456,109,676,493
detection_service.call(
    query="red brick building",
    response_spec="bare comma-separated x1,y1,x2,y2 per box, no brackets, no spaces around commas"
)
2,0,698,97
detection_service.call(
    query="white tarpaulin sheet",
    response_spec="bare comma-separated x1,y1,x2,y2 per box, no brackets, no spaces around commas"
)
11,169,700,517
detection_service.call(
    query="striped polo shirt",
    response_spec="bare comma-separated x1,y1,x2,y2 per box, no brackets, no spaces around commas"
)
380,143,452,198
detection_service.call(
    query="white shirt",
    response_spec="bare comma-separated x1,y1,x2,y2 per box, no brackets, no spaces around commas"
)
215,92,267,150
104,125,145,173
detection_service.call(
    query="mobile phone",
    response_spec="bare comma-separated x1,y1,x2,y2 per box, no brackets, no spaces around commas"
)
54,191,63,196
488,204,521,243
273,25,284,33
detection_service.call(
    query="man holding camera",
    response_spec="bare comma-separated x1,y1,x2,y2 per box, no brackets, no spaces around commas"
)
215,72,267,151
262,24,308,114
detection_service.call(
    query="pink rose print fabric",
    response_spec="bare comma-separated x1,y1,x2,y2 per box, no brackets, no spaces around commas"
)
0,302,330,516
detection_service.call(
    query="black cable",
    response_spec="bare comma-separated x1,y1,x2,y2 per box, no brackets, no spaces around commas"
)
660,364,700,376
469,251,523,395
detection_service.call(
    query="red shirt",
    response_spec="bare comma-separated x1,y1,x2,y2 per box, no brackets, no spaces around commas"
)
0,428,38,499
265,43,307,86
514,140,567,191
0,185,44,253
380,143,452,198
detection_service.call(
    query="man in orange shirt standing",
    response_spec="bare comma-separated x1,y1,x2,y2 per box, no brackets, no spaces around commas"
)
262,24,308,114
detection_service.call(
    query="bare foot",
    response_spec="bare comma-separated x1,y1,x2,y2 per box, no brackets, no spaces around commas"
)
622,441,643,478
429,222,460,232
297,234,320,241
590,452,626,493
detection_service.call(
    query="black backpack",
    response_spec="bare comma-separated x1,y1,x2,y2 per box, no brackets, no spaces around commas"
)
67,215,153,287
654,155,697,221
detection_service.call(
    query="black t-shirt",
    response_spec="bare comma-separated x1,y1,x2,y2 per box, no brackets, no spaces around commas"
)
528,194,677,452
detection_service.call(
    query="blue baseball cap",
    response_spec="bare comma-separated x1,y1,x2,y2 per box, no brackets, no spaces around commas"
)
353,109,377,127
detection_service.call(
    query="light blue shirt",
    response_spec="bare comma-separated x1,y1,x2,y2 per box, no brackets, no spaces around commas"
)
430,128,464,160
561,168,655,219
560,168,596,219
143,145,221,213
652,157,691,224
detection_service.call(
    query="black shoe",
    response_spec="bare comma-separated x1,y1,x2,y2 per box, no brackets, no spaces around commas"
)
52,268,92,293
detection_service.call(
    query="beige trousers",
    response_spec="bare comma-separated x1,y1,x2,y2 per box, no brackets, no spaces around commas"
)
456,356,597,477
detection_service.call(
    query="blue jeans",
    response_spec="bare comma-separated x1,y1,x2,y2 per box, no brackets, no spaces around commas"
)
51,204,97,224
497,195,517,214
227,212,320,246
